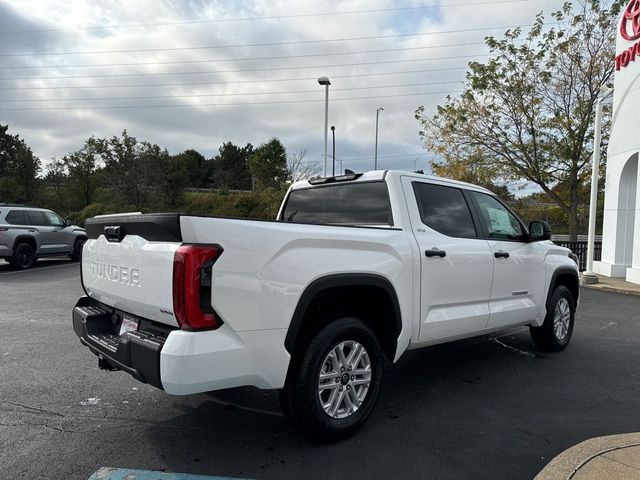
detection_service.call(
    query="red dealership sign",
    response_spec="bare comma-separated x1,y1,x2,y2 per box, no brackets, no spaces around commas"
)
620,0,640,41
616,0,640,70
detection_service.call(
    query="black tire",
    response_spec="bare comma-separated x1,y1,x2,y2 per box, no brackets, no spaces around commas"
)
9,242,36,270
530,285,575,352
280,317,383,441
70,238,86,262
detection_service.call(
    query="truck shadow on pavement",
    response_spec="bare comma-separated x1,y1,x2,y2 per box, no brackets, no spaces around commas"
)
138,327,636,479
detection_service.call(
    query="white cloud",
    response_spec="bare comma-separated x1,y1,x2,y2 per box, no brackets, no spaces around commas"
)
1,0,564,179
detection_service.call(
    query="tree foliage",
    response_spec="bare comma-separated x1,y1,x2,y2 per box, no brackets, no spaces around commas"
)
93,130,169,210
249,138,289,191
211,142,253,191
416,0,623,239
5,123,297,224
63,137,101,207
174,149,210,188
0,125,41,203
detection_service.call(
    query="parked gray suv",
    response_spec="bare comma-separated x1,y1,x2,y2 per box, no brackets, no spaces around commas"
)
0,204,87,270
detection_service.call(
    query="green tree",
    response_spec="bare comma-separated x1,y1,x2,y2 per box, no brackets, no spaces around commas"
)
161,154,189,207
44,158,68,208
94,130,168,210
174,149,210,188
249,138,289,191
63,137,101,208
211,142,253,190
416,1,622,240
0,125,40,203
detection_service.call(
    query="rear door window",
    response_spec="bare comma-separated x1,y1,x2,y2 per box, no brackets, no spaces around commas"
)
282,181,392,225
26,211,47,226
5,210,27,225
412,182,477,238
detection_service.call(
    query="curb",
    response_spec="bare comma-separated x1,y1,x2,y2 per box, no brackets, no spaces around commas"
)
89,467,247,480
534,433,640,480
580,282,640,297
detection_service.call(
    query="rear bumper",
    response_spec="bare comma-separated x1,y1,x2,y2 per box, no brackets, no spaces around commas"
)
72,296,167,389
73,296,291,394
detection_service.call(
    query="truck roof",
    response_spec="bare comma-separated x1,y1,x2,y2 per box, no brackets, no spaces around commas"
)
290,170,493,194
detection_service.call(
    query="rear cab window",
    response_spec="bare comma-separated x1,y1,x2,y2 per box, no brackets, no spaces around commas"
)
281,181,393,226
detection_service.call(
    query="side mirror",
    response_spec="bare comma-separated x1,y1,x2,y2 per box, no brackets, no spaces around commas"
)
64,218,72,227
529,220,551,241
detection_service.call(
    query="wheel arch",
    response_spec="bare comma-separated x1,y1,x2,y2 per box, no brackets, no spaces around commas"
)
547,267,579,309
74,234,88,245
284,273,402,362
12,235,37,253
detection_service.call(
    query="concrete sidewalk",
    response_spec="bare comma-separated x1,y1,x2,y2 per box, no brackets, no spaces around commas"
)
580,274,640,296
535,433,640,479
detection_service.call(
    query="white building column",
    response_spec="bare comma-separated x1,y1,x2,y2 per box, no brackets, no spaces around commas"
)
626,156,640,284
594,153,638,277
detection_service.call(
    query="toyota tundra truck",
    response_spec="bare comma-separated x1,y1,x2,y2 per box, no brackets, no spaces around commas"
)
72,170,579,439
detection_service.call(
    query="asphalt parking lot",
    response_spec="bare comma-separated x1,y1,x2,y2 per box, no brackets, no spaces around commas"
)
1,261,640,480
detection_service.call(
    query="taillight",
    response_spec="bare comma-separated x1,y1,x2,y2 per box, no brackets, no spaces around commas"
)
173,244,223,330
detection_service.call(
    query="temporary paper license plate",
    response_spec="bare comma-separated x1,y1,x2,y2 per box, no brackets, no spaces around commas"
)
119,315,139,336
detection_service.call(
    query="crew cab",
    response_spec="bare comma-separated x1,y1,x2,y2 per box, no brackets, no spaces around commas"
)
72,170,579,439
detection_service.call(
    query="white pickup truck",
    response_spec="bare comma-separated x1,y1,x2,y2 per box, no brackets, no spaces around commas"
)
72,170,579,439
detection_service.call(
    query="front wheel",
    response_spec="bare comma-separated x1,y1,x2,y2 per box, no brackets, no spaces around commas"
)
530,285,575,351
280,317,383,440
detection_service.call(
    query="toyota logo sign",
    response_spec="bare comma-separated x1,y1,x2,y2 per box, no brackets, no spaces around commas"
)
616,0,640,70
621,0,640,41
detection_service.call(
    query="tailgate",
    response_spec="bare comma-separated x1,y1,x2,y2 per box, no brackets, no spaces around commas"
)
82,213,182,327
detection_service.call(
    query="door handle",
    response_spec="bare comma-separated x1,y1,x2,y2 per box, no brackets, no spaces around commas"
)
494,251,510,259
425,248,446,258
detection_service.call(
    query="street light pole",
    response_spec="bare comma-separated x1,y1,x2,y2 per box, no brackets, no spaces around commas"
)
318,76,331,177
331,125,336,176
374,107,384,170
584,86,613,284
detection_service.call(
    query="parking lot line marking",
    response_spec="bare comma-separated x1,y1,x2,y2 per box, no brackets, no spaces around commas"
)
0,263,78,275
89,467,247,480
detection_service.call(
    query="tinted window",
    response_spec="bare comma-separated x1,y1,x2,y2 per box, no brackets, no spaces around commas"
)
471,192,524,240
26,211,47,226
282,181,392,225
44,211,65,227
412,182,477,237
5,210,27,225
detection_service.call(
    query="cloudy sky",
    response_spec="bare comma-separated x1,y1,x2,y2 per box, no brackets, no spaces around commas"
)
0,0,563,179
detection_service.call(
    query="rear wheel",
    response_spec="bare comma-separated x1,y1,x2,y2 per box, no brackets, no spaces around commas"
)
9,242,36,270
70,237,86,262
530,285,575,351
280,317,383,440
